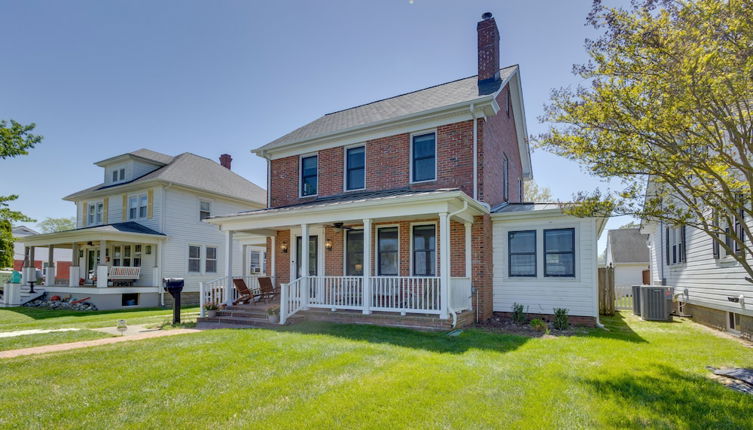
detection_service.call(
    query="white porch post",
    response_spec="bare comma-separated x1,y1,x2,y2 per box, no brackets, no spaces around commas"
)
44,245,55,286
96,240,108,288
439,212,450,319
69,243,80,286
300,223,310,309
224,230,234,306
362,218,372,314
22,246,34,285
465,222,472,278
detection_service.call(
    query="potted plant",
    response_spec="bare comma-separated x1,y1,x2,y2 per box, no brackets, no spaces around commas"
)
267,306,280,323
204,302,219,318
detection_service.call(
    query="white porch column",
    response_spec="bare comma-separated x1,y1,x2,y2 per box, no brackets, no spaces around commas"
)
465,222,472,278
224,230,234,306
300,223,310,309
154,243,163,306
22,246,34,285
69,243,80,286
362,218,372,314
44,246,55,286
439,212,450,319
96,241,108,288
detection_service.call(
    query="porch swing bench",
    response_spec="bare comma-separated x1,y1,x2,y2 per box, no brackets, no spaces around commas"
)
108,266,141,287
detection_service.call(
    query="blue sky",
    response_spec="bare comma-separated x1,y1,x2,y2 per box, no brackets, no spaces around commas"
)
0,0,632,252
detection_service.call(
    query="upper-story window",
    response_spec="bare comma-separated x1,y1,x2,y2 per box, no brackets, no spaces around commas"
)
87,201,103,225
411,133,436,183
112,168,125,183
666,225,686,264
128,193,148,220
199,200,211,221
503,154,510,202
301,155,318,197
345,146,365,191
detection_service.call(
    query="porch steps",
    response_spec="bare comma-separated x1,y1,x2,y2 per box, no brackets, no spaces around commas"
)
196,304,284,329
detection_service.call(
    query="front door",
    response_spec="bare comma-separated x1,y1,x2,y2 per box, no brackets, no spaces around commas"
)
295,235,318,278
86,249,100,280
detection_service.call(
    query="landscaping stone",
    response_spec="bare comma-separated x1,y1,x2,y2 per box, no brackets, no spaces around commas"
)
24,295,98,312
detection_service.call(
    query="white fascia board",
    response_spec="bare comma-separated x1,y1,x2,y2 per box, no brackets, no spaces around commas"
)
510,71,533,180
255,98,499,161
209,191,487,231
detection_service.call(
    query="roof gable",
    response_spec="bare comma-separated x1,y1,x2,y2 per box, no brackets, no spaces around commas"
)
607,228,650,264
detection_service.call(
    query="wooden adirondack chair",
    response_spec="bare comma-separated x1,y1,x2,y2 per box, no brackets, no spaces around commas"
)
257,276,279,303
232,278,255,305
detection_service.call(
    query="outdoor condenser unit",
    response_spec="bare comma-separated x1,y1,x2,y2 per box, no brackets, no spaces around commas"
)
639,286,673,321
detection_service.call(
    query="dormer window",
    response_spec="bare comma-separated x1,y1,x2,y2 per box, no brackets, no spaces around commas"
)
112,168,125,183
128,193,148,220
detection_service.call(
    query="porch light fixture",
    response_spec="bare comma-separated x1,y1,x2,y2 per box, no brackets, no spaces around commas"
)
325,238,333,251
280,241,288,254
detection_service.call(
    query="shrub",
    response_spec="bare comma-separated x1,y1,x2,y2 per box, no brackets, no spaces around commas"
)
530,318,547,332
203,303,219,311
553,308,569,330
512,302,527,324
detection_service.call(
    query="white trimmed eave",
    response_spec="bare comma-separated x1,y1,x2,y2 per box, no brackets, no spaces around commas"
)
509,70,533,180
21,229,167,247
207,191,487,232
253,95,501,161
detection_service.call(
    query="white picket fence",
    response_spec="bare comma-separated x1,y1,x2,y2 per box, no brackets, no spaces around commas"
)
615,285,635,310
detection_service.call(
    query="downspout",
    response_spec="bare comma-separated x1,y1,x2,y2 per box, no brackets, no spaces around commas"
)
447,200,468,328
471,104,479,200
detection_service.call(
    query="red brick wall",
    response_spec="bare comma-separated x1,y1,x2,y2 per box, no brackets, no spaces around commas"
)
472,215,493,321
268,121,475,207
324,226,344,276
13,260,71,280
450,221,466,277
478,84,524,207
275,230,291,284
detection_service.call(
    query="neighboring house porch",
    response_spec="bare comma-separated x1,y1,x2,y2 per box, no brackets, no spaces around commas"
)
203,189,483,328
15,222,167,308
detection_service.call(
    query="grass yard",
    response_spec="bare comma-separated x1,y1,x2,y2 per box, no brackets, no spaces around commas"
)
0,311,752,429
0,306,199,332
0,329,113,352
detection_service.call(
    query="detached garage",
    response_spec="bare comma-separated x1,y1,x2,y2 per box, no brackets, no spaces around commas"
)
491,203,608,326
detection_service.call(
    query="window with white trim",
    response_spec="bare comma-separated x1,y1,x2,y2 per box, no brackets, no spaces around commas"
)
88,201,104,225
378,227,399,276
508,230,536,277
205,246,217,273
129,193,147,220
665,226,686,265
412,225,436,276
301,155,318,196
188,246,201,273
412,133,436,182
199,200,211,221
112,168,125,183
345,146,365,190
544,228,575,277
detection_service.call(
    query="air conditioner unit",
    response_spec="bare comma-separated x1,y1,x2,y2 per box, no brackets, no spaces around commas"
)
640,286,673,321
632,285,642,316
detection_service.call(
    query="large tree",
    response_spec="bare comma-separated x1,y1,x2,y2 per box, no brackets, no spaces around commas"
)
523,180,554,202
1,119,42,224
538,0,753,281
37,217,76,233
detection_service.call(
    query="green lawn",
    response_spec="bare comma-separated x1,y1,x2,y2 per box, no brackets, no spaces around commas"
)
0,312,752,429
0,329,113,351
0,306,199,332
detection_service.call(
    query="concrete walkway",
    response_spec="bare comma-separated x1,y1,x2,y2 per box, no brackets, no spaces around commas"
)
0,328,201,359
0,328,81,338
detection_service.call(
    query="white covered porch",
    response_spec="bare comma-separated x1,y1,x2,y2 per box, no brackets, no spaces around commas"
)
204,189,484,326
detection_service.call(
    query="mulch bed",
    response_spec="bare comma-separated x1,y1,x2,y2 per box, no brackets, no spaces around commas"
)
475,315,587,338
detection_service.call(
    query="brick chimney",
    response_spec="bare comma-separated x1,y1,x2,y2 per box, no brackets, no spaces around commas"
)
477,12,501,94
219,154,232,170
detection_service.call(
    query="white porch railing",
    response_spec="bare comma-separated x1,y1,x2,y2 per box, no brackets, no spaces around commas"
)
615,285,634,310
280,276,305,324
450,277,472,312
199,275,277,317
370,276,441,314
308,276,364,309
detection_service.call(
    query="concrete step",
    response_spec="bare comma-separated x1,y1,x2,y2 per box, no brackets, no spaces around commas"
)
216,310,268,319
197,316,279,329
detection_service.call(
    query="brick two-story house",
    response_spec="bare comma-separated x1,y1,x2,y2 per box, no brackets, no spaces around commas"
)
205,13,606,329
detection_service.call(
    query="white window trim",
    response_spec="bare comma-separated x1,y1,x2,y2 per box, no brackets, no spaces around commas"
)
199,199,213,222
727,311,741,334
187,244,202,273
342,227,365,276
343,144,366,192
503,223,582,283
128,192,148,220
376,224,400,276
88,200,104,226
409,129,438,184
204,245,219,274
409,221,438,277
299,152,319,198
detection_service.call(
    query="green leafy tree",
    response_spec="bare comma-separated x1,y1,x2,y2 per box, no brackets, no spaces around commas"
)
538,0,753,282
37,217,76,233
523,180,554,202
0,220,13,268
0,119,42,224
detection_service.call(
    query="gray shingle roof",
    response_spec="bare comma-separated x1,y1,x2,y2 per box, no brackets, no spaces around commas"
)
73,221,166,236
255,66,518,153
65,152,266,204
607,228,649,263
128,148,175,165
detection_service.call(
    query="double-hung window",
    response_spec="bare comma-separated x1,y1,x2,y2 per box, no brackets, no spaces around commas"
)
188,246,201,273
378,227,399,276
345,146,365,190
412,225,436,276
199,201,211,221
301,155,318,197
544,228,575,277
205,247,217,273
665,226,686,264
345,230,364,276
112,168,125,183
412,133,436,182
508,230,536,277
87,203,96,225
89,202,103,225
129,193,147,220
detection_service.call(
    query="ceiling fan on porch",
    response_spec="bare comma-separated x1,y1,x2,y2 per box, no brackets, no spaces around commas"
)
326,222,354,232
